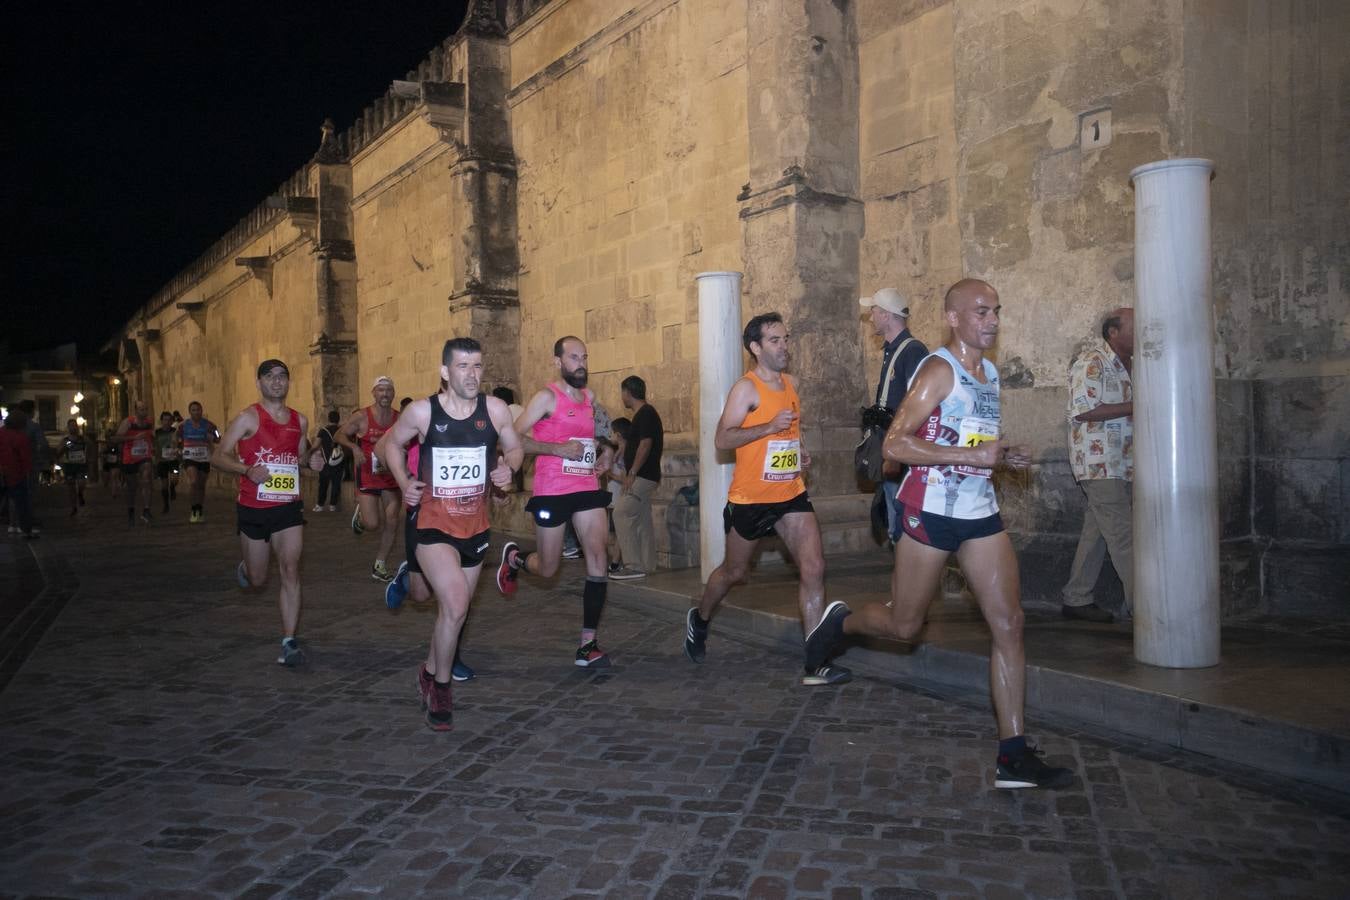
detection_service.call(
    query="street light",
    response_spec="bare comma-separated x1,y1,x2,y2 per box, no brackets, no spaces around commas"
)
70,404,80,416
112,377,121,385
74,391,84,403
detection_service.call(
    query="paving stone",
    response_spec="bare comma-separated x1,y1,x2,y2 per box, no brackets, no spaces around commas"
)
0,489,1347,899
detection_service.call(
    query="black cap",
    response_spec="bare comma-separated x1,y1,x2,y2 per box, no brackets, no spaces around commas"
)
256,359,289,379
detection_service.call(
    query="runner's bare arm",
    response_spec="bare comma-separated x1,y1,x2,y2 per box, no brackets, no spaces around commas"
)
212,407,265,481
883,358,1002,469
487,397,524,473
296,414,322,472
377,402,427,498
513,389,585,460
334,410,364,453
112,417,131,442
714,378,795,451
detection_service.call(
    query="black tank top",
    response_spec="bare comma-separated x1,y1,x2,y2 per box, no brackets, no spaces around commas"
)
414,393,499,537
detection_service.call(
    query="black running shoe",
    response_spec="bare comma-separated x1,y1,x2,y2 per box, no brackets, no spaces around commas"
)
804,600,850,671
994,745,1074,790
684,608,708,664
801,663,852,686
277,638,305,668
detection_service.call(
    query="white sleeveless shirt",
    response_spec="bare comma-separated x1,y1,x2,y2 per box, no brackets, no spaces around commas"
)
896,347,1001,519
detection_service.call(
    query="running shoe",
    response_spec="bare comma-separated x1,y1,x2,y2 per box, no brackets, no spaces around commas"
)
801,663,852,686
426,680,453,731
385,561,409,609
562,545,581,560
328,505,337,512
451,658,476,682
684,608,708,664
140,511,152,525
994,745,1074,790
804,600,850,672
351,508,365,535
312,504,324,512
371,560,392,582
277,638,305,668
236,560,250,589
575,640,611,668
417,664,434,708
496,541,520,597
608,565,647,581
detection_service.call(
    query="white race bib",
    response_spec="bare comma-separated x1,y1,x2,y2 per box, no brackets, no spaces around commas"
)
431,446,487,499
161,447,179,461
762,439,800,482
182,445,210,462
956,417,999,478
258,463,301,502
130,439,150,458
67,449,86,464
561,438,597,477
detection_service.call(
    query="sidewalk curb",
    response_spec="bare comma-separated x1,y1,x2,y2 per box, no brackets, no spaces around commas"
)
609,578,1350,795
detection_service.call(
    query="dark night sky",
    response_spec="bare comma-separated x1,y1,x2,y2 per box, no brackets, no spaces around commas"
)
4,2,469,357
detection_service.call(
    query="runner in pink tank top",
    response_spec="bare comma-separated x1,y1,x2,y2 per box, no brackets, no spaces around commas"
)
495,336,618,668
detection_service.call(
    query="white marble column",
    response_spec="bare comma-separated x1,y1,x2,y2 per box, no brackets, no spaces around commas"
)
1129,158,1221,668
696,271,743,583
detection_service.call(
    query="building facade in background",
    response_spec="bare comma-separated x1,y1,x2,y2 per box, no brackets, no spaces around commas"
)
109,0,1349,616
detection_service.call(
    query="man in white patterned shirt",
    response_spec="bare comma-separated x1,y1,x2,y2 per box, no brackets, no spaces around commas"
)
1062,308,1135,623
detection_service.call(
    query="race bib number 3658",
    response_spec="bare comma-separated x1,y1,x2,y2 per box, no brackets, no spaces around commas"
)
258,464,301,502
762,439,800,482
431,446,486,499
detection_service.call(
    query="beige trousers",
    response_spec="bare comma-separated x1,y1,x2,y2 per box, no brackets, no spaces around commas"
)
614,476,659,573
1062,478,1134,612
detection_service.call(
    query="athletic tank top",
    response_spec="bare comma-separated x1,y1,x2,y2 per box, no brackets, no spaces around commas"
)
63,435,87,465
120,418,154,465
237,403,304,508
531,383,598,496
897,347,1001,519
359,406,400,489
181,418,215,463
728,371,805,505
415,393,498,538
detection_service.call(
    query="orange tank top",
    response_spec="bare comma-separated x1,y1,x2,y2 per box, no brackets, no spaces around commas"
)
728,370,805,505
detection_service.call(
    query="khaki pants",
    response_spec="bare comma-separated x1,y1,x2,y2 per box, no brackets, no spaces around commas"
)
614,476,659,573
1062,478,1134,612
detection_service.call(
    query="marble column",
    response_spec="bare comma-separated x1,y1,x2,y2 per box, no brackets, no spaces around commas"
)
697,272,743,583
1129,158,1220,669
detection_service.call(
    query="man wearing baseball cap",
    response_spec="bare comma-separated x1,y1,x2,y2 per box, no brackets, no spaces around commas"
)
860,287,929,545
337,375,403,582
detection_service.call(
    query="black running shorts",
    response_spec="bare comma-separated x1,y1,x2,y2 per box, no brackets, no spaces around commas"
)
237,501,305,542
524,490,610,528
723,492,814,541
156,462,177,479
415,528,492,569
900,505,1004,552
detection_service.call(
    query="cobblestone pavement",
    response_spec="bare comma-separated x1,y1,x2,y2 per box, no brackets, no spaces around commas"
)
2,489,1349,898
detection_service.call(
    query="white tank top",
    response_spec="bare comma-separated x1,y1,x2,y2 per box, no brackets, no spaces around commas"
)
897,347,1001,519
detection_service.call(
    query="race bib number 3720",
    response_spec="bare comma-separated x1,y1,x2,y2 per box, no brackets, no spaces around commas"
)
431,446,486,499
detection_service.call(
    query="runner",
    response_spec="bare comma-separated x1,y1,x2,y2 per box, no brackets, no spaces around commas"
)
101,429,121,494
56,418,88,516
807,279,1074,790
111,401,155,526
378,338,521,729
681,313,850,686
495,336,617,668
337,376,402,582
153,412,179,514
179,401,219,523
212,359,323,667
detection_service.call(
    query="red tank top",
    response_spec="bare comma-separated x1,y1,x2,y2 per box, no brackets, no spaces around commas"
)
120,418,155,466
237,403,304,508
359,406,400,490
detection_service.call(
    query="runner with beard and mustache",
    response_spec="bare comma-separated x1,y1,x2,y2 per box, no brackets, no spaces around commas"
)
213,359,324,668
803,279,1074,790
496,335,617,668
681,313,850,687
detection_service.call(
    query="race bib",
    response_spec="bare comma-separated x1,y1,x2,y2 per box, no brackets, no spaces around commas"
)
258,463,301,502
130,439,149,458
561,439,597,477
161,447,179,461
956,417,998,478
67,449,86,464
431,445,487,499
182,445,210,462
762,439,801,482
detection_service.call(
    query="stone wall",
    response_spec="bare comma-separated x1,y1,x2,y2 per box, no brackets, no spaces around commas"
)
109,0,1348,611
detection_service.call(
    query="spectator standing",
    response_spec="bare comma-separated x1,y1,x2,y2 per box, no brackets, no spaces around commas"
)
611,376,663,579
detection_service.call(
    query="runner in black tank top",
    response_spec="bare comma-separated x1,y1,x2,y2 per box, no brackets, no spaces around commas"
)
375,338,523,732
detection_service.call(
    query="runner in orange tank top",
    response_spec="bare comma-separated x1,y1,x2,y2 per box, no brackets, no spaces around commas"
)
336,376,403,583
682,313,851,687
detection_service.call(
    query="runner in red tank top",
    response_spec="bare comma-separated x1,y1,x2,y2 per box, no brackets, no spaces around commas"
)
212,359,323,668
111,400,156,526
337,376,403,583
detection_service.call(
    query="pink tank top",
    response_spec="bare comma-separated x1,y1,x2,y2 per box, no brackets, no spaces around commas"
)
531,383,598,496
